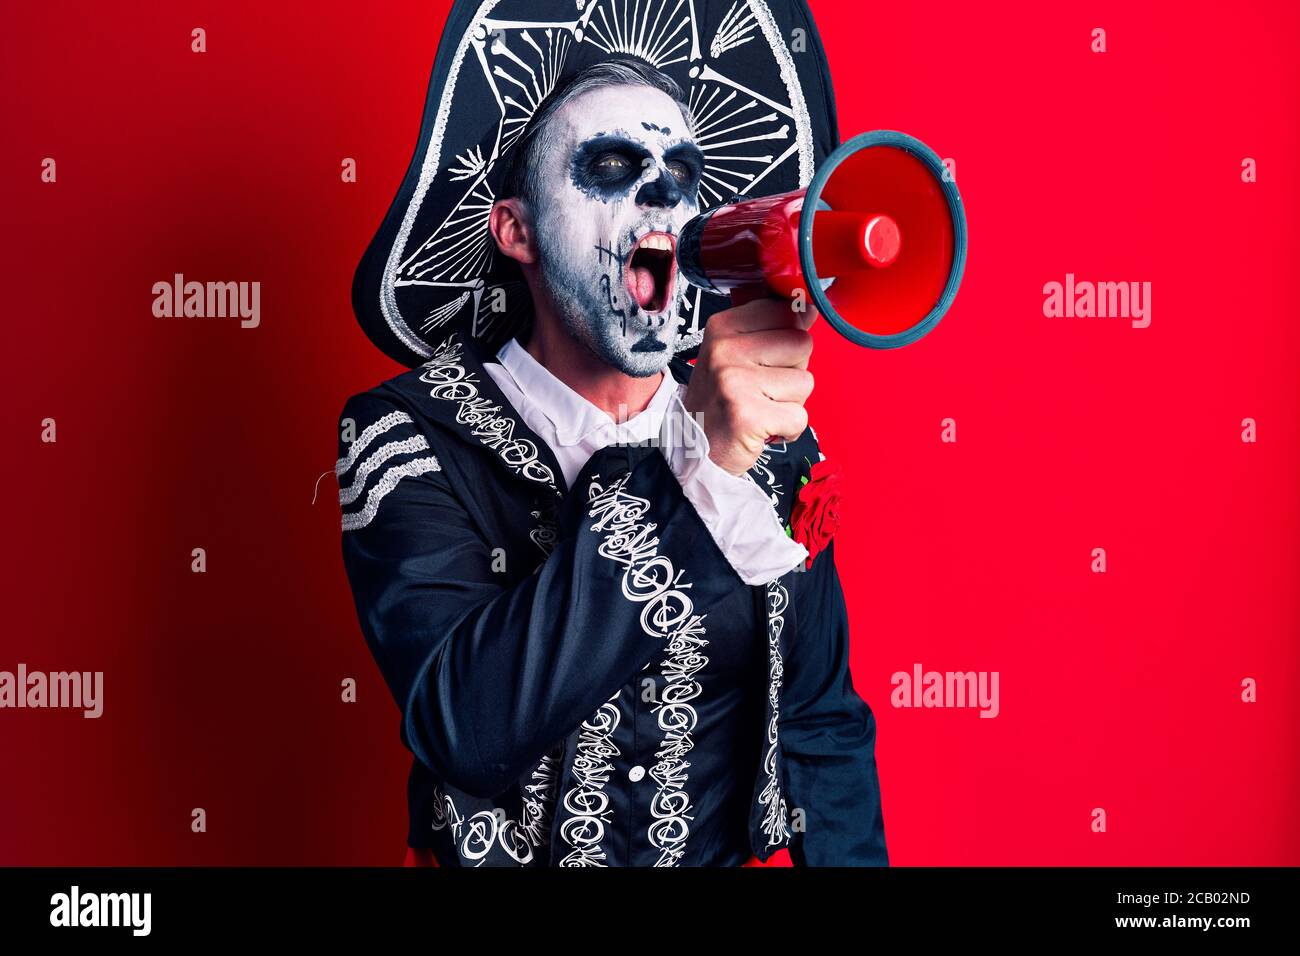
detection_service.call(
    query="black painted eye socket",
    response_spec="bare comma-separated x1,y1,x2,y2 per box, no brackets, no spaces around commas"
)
666,160,691,185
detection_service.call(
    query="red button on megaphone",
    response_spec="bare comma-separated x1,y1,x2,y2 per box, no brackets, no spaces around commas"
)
677,130,967,349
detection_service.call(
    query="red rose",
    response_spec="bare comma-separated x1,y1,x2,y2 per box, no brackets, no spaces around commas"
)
789,457,844,569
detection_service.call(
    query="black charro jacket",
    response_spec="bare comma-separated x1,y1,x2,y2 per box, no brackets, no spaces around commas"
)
336,327,887,866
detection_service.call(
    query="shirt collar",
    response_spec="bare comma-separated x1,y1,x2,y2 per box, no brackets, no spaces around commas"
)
495,336,680,446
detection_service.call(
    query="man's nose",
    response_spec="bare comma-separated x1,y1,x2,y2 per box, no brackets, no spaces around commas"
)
635,168,685,209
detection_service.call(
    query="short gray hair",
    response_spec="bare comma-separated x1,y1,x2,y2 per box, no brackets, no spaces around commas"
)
498,56,695,212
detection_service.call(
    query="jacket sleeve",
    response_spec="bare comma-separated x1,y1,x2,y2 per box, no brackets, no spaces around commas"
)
780,533,888,866
336,392,741,799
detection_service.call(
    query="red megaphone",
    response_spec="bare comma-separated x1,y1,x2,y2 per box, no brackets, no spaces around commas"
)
676,131,967,349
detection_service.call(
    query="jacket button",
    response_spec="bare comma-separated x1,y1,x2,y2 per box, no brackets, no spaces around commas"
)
628,765,646,782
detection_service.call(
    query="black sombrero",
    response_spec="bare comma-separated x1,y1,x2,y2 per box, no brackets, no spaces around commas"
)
352,0,841,367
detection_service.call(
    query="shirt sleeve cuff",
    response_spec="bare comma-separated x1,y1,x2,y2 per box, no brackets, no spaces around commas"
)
658,387,809,586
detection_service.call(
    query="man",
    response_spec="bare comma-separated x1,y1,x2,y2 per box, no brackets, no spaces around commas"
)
337,57,886,866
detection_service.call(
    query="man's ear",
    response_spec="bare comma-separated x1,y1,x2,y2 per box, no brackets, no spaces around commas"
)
489,198,537,266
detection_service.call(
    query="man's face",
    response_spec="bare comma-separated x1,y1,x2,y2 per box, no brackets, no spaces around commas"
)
527,83,704,377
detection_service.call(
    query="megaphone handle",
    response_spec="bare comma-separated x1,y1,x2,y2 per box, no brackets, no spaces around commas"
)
725,282,797,447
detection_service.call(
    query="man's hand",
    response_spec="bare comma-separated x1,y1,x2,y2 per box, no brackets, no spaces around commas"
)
682,297,817,476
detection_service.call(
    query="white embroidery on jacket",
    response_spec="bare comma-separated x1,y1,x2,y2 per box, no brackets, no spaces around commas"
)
759,579,792,847
338,436,430,506
418,334,560,559
430,746,562,867
335,410,414,476
433,797,534,866
341,456,442,532
529,507,559,558
417,336,558,491
581,472,709,866
648,612,709,865
558,694,622,867
520,746,563,851
748,444,784,510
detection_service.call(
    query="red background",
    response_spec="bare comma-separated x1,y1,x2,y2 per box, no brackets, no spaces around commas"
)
2,0,1297,865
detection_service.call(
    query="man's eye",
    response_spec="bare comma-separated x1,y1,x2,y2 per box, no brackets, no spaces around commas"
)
595,154,632,174
666,160,693,185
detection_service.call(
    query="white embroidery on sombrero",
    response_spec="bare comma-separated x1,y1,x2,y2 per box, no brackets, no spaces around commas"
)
759,578,792,848
373,0,815,364
583,0,691,67
420,290,473,335
338,436,430,506
448,144,488,181
335,410,414,476
710,1,758,59
471,280,532,342
341,456,443,532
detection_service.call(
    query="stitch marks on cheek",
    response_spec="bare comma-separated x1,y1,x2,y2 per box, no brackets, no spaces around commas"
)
594,239,630,277
599,274,628,330
595,238,632,333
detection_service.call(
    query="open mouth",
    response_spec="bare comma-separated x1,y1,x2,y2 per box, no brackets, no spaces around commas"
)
623,231,676,313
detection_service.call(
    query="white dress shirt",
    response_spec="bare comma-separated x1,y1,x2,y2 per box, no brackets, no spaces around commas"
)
483,337,808,586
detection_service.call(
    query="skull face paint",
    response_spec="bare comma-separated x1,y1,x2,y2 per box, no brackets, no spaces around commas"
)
527,84,704,377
